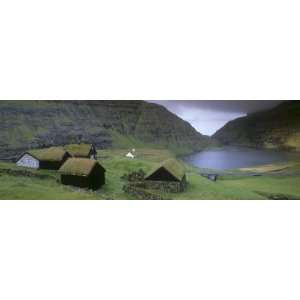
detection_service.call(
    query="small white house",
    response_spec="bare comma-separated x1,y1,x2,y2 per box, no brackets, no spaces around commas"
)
126,152,135,159
16,153,39,169
16,147,70,170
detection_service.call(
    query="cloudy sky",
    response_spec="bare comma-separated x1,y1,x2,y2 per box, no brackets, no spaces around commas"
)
149,100,283,136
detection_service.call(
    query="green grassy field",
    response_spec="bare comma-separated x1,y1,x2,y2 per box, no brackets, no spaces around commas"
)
1,148,300,200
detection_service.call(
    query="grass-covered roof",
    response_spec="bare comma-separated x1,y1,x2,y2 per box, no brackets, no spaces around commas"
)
145,159,186,181
59,158,105,177
64,144,94,157
28,147,69,162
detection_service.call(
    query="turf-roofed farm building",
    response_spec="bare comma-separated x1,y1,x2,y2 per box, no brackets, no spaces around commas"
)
16,147,71,170
59,158,105,190
144,159,187,192
64,144,97,159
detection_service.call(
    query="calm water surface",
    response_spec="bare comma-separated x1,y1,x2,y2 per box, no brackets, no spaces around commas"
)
183,146,299,170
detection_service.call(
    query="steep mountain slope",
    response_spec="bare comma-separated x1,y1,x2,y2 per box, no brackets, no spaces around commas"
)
0,100,211,160
213,101,300,151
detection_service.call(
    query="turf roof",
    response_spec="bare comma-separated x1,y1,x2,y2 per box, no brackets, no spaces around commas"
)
145,159,186,181
59,158,105,176
28,147,69,162
64,144,94,157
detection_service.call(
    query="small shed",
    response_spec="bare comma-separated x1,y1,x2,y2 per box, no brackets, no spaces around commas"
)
126,152,135,159
59,158,105,190
16,147,70,170
64,143,97,159
200,174,218,182
144,159,187,192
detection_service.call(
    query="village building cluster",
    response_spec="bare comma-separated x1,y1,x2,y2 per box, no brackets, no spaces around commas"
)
16,143,105,190
16,144,188,194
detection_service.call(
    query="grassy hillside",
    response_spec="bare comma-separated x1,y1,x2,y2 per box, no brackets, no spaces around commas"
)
0,100,213,160
1,148,300,200
213,101,300,151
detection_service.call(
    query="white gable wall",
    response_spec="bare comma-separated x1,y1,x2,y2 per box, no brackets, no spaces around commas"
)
126,152,135,159
16,154,39,169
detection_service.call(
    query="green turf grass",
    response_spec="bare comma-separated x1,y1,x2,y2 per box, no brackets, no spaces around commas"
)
1,148,300,200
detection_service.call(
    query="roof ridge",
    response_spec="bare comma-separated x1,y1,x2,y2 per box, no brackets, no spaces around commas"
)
145,158,185,181
59,157,104,177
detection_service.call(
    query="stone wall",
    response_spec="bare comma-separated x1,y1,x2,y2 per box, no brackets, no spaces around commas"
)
16,154,39,169
143,180,186,193
121,171,187,199
123,184,164,200
123,178,187,195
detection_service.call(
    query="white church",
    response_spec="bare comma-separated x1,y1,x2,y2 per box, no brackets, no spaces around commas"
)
125,148,136,159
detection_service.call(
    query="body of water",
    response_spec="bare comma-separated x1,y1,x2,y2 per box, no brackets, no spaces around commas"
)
183,146,299,170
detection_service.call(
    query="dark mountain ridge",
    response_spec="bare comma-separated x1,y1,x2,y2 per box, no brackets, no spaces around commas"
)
0,100,212,160
213,101,300,151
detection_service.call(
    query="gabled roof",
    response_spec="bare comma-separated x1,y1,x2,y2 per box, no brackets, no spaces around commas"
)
27,147,69,162
64,144,94,157
145,159,186,181
59,158,105,177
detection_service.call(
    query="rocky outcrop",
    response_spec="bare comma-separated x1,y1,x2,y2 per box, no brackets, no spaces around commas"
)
0,100,211,160
213,101,300,151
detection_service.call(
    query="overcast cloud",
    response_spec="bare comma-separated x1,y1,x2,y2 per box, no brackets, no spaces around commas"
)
149,100,283,135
